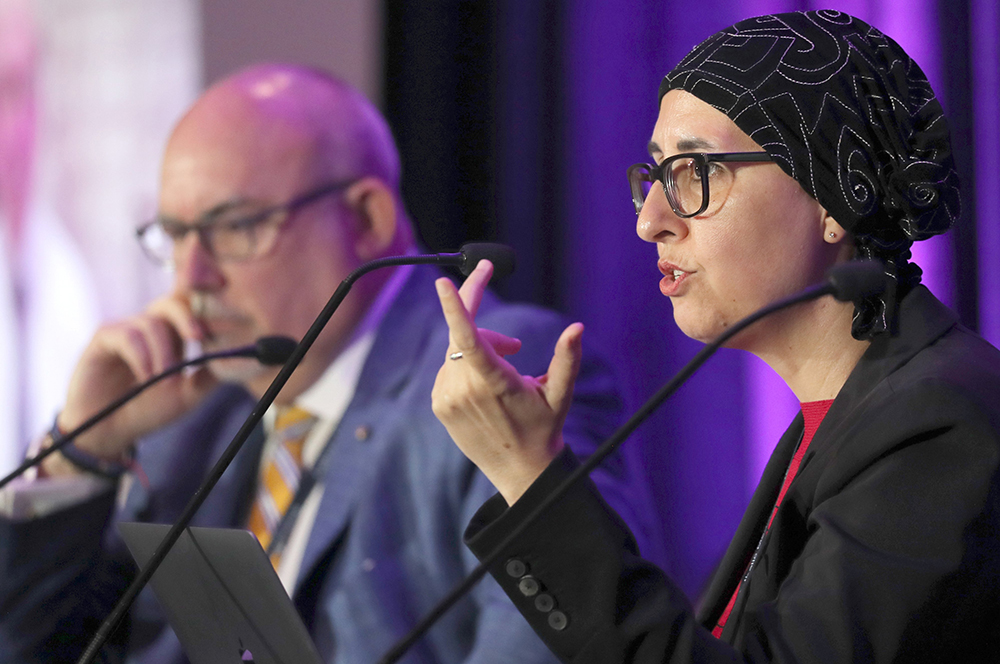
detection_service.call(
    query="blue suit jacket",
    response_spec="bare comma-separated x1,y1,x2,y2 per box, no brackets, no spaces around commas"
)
0,268,633,664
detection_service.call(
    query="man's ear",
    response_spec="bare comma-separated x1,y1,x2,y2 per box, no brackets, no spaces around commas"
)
342,176,398,261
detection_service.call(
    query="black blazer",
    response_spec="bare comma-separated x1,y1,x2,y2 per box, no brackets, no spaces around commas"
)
467,286,1000,663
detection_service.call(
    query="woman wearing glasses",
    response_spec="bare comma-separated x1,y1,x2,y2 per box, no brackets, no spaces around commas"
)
432,10,1000,663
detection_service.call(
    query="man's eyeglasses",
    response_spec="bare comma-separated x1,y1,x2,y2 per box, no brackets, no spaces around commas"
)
627,152,774,217
135,180,355,267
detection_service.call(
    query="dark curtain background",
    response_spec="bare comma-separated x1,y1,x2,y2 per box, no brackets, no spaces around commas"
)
383,0,1000,598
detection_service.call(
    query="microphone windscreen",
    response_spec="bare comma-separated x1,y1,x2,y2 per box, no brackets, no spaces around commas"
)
254,336,298,365
826,260,890,302
459,243,516,279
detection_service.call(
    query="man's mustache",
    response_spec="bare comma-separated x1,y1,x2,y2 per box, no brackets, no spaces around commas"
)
188,292,249,322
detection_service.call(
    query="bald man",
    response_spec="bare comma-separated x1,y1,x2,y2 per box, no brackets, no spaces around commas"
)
0,66,637,664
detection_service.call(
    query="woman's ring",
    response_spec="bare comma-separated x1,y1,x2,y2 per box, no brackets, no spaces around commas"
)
449,351,464,361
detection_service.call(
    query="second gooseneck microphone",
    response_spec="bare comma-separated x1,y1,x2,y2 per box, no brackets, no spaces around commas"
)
0,336,298,491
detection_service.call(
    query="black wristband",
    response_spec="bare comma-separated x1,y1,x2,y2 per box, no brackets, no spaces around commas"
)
50,417,132,480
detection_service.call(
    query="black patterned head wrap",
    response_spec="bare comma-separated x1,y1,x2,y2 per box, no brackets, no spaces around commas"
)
659,10,961,339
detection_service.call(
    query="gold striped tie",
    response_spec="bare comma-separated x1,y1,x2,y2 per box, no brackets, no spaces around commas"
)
247,405,318,568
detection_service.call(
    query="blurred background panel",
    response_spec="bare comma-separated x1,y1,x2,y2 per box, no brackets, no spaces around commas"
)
1,0,997,598
200,0,382,102
0,0,197,470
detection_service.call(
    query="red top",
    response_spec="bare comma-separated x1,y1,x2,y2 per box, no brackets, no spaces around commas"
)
711,399,835,638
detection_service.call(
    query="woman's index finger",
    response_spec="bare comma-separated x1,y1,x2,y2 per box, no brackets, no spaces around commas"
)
435,277,480,351
457,260,493,320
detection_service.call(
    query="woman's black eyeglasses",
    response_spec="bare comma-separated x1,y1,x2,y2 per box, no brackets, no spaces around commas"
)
627,152,774,217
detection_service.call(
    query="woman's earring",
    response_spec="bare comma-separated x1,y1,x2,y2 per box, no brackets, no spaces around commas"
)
828,232,837,239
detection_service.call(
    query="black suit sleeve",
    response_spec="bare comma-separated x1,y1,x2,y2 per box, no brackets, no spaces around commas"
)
466,378,1000,664
465,448,739,664
0,489,132,664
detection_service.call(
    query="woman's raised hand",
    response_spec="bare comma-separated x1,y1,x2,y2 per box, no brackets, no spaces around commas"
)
432,260,584,505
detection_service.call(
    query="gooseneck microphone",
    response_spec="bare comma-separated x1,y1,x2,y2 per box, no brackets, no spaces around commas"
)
376,260,890,664
0,336,297,492
77,242,516,664
825,259,889,302
352,242,516,280
457,243,515,278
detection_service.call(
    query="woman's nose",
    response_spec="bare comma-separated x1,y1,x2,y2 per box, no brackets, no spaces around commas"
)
636,184,688,244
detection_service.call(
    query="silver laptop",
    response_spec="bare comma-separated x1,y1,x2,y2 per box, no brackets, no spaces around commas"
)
119,522,322,664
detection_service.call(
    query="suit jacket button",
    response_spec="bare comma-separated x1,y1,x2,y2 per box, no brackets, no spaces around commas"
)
505,559,528,578
548,610,568,631
534,593,555,613
518,575,540,597
355,425,371,441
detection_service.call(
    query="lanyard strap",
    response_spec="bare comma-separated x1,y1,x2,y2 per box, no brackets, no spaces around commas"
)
262,423,341,559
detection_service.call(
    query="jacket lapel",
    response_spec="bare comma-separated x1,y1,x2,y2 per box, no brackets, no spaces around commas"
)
715,286,958,636
197,395,266,528
790,286,957,499
697,414,802,627
293,268,444,589
126,385,264,527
